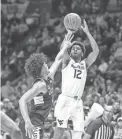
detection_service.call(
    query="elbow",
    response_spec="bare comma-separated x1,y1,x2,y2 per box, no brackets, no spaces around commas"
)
19,97,25,108
19,98,22,106
95,48,99,55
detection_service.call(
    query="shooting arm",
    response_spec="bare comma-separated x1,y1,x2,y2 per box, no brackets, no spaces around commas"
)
19,82,46,122
85,32,99,68
81,20,99,68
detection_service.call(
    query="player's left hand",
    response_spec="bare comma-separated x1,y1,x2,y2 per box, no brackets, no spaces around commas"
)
25,120,35,139
81,20,90,34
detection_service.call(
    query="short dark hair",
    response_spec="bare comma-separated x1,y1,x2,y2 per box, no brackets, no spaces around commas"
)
68,41,86,55
25,53,47,79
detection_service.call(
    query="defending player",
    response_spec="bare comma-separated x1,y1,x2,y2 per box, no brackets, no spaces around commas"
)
0,111,23,139
53,20,99,139
19,33,74,139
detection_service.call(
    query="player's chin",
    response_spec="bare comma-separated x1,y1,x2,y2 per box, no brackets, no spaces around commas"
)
71,54,78,59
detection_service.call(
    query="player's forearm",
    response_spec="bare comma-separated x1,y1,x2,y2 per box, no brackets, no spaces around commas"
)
86,32,99,53
49,59,62,78
19,98,31,123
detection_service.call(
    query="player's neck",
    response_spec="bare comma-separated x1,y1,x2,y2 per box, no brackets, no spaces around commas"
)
73,58,81,63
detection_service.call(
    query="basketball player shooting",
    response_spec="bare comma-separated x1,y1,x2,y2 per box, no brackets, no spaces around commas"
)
53,19,99,139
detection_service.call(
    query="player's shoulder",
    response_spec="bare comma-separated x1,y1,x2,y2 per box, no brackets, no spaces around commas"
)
33,79,46,90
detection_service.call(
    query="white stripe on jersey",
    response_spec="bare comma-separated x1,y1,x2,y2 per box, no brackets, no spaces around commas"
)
62,59,87,98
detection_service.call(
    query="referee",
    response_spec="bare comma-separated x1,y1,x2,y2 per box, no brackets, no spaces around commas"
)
83,105,114,139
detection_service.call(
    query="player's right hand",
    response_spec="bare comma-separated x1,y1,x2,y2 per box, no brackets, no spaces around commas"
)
25,120,35,139
61,31,74,49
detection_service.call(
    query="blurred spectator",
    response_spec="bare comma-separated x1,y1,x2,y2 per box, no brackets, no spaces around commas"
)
111,101,122,126
98,59,108,74
1,81,15,99
99,96,106,107
18,20,29,35
3,98,18,121
114,117,122,139
1,65,12,79
43,121,54,139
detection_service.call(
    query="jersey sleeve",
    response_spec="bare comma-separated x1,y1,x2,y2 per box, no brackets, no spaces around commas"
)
85,120,98,136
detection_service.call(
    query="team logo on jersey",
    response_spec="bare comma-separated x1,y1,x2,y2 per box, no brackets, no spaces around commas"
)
71,63,84,70
58,119,64,125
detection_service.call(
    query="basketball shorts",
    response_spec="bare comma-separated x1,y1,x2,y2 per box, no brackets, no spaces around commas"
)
54,94,84,132
19,120,43,139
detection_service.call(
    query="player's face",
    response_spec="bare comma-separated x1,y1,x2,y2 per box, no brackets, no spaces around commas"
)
70,45,83,59
113,102,120,110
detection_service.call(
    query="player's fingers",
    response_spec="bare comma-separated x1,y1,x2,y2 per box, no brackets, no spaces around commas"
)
25,127,28,136
28,129,32,139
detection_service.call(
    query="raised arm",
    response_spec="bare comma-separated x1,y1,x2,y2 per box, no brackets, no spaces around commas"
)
55,32,74,62
49,32,74,78
19,82,46,138
81,20,99,68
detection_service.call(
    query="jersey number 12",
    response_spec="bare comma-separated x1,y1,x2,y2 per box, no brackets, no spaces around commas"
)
74,69,82,79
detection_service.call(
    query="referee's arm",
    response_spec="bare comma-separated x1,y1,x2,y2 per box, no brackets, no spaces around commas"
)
110,126,114,139
83,121,96,139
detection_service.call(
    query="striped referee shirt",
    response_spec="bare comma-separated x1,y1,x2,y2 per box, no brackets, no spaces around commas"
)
86,117,114,139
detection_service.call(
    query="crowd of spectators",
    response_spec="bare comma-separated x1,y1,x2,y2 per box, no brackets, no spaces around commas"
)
1,0,122,138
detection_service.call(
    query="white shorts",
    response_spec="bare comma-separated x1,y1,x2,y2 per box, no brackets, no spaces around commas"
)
54,94,84,132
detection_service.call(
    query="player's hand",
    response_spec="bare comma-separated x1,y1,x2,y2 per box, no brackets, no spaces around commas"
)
81,20,90,34
25,120,35,139
61,31,74,49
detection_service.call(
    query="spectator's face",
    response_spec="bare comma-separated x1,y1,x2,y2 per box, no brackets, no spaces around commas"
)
113,102,120,110
118,87,122,93
109,56,114,62
107,85,115,93
70,45,83,59
8,102,14,109
118,119,122,128
99,97,105,106
103,106,113,122
94,96,99,103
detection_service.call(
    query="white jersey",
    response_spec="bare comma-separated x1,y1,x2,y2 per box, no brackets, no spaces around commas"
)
62,59,87,98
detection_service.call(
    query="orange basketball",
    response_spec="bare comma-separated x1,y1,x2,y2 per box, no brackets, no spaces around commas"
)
64,13,81,32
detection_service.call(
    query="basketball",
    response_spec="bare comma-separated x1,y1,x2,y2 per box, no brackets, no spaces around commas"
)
64,13,81,32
